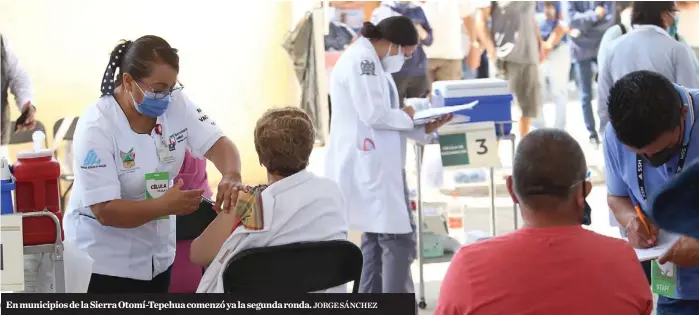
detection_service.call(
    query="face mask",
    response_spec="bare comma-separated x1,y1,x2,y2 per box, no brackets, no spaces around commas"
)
643,124,683,168
382,44,405,74
581,181,591,226
130,83,171,118
668,14,679,37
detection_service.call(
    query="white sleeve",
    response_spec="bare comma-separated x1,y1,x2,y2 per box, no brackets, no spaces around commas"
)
459,1,476,17
73,122,121,207
347,56,414,131
403,126,433,144
470,0,491,10
176,91,225,158
674,45,699,89
2,37,34,109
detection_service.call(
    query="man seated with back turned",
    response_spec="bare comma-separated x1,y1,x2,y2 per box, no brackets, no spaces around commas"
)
435,129,652,315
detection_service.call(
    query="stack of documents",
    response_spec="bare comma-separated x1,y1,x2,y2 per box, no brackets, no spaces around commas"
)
413,101,479,125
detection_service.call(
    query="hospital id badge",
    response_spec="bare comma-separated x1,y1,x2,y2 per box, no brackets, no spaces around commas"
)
157,143,175,164
651,259,678,298
145,171,170,220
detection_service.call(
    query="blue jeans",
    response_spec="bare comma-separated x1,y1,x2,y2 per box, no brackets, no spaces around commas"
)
573,59,598,138
657,296,699,315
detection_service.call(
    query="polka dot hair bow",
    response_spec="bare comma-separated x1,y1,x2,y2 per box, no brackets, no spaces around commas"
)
100,40,131,96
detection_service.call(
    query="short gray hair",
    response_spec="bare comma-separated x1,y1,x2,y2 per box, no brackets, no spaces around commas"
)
512,129,587,202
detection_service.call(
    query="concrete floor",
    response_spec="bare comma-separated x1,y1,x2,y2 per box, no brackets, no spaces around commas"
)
310,92,658,315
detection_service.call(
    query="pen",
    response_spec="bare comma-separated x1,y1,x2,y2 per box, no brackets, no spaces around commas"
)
634,205,652,236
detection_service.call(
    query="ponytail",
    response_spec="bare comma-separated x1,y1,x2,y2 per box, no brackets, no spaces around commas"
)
99,36,179,97
360,22,382,40
362,16,418,46
100,40,132,96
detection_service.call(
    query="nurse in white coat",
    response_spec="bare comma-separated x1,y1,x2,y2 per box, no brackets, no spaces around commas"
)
325,16,452,294
64,36,243,293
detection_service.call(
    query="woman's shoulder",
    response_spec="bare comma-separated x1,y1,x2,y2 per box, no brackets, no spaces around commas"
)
77,96,118,130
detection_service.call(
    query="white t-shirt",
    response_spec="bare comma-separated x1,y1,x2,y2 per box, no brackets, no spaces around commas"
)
421,0,480,60
63,90,224,281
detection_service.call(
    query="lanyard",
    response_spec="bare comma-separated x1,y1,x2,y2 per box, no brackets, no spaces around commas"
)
636,89,695,201
154,123,167,146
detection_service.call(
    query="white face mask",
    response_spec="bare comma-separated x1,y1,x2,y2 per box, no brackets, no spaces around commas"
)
381,44,405,74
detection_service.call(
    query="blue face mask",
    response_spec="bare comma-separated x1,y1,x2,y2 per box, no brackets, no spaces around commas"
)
130,83,171,118
668,14,679,37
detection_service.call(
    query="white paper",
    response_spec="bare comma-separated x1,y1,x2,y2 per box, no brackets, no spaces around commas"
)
413,101,479,125
632,231,680,262
1,214,25,292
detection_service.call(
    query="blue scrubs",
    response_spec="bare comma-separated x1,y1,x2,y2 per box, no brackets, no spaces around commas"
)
604,88,699,314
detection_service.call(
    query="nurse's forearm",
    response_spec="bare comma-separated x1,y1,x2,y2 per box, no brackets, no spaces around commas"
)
191,211,237,266
205,137,242,182
91,199,169,228
607,194,638,228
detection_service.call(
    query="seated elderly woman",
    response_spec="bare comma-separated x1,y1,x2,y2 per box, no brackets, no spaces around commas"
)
192,107,348,293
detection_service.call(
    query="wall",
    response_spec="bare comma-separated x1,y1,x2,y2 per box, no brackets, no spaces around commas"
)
0,0,298,188
679,5,699,48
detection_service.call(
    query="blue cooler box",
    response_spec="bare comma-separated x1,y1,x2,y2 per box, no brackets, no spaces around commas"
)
432,78,514,136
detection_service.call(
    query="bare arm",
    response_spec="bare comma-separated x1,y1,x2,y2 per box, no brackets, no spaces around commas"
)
205,137,242,182
91,199,168,228
607,194,638,228
475,7,495,59
463,14,477,45
190,211,238,266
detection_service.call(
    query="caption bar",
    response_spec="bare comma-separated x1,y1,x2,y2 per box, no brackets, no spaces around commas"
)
1,294,415,314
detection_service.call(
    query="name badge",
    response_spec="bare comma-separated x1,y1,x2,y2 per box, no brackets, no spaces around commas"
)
651,260,677,298
145,171,170,221
157,143,176,164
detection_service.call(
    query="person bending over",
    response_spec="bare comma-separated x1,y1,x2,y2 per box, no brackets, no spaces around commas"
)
604,71,699,314
435,129,652,315
193,107,348,293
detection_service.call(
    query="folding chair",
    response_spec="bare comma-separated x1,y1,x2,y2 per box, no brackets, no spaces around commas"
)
52,117,79,210
223,240,363,293
9,120,48,146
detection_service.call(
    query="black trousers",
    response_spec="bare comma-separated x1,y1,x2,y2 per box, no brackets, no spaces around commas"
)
87,265,173,293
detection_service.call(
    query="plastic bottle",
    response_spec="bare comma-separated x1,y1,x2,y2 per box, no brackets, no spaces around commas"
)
1,157,15,215
446,194,464,230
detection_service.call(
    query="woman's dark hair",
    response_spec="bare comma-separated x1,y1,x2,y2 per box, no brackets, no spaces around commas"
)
360,16,418,46
631,1,677,28
608,70,682,149
100,35,179,96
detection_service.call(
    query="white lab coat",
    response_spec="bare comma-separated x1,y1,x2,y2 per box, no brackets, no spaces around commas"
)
324,37,430,235
197,170,348,293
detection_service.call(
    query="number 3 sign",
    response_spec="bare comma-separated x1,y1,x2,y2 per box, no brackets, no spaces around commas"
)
438,121,501,169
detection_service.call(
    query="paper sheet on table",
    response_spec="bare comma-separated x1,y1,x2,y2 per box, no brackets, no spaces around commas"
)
413,101,479,125
631,231,680,262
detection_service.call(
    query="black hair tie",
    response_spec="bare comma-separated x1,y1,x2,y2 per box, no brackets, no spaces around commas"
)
100,40,131,97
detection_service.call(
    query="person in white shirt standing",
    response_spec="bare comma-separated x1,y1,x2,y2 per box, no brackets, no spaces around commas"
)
1,33,36,146
421,0,476,86
64,35,243,293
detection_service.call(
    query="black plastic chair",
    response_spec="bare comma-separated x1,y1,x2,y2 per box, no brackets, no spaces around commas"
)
223,240,363,293
52,117,79,210
9,120,48,146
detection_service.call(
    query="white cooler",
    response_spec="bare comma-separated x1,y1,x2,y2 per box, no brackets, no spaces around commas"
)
431,78,514,136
